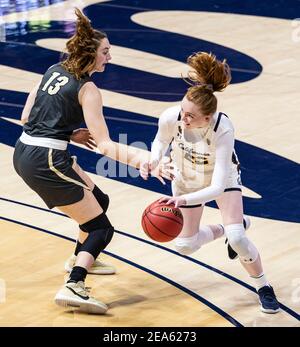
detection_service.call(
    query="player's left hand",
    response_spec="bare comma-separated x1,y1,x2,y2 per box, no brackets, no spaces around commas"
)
158,195,187,208
71,128,97,150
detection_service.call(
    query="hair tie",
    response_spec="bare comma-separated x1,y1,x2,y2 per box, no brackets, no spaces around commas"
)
195,82,214,92
205,84,214,92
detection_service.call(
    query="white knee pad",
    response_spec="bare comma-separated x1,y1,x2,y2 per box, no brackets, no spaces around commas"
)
174,226,214,255
224,224,258,264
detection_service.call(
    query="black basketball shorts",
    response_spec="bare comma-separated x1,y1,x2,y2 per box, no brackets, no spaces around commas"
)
13,140,90,209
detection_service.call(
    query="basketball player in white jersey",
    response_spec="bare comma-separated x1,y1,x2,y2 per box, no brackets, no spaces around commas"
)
140,52,280,313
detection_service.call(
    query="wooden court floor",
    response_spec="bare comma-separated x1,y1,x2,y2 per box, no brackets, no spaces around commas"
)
0,0,299,327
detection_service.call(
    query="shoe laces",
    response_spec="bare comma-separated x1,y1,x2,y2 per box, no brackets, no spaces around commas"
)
74,281,92,296
258,286,277,302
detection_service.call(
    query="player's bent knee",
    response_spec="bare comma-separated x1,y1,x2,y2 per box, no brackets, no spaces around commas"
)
225,223,258,263
174,232,201,255
92,185,110,212
79,213,114,259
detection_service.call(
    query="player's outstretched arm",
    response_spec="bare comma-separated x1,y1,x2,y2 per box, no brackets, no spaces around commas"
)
81,82,150,169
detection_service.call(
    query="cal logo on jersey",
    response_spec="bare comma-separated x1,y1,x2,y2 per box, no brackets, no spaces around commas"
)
178,143,209,165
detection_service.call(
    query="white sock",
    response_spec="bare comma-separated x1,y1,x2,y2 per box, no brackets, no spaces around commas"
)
198,225,215,245
250,272,269,290
175,225,224,255
175,232,198,246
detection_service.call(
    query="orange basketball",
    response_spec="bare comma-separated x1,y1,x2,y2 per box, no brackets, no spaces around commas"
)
141,200,183,242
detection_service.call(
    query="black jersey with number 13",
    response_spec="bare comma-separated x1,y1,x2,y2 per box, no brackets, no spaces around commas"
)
24,63,92,141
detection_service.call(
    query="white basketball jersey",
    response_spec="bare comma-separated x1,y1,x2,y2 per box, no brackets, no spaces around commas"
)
170,106,239,189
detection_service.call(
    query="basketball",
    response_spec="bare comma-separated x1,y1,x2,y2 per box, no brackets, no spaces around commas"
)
141,200,184,242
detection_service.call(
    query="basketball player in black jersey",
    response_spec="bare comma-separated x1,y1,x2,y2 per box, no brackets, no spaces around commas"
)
13,8,165,314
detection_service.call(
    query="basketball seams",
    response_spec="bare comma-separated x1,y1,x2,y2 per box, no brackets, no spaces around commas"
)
144,212,175,239
141,211,151,238
142,219,151,239
145,204,151,214
148,200,167,214
148,201,183,223
141,201,183,242
142,214,154,240
148,200,182,219
149,210,183,226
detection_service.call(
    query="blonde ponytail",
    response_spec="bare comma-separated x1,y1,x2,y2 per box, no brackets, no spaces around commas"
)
185,52,231,115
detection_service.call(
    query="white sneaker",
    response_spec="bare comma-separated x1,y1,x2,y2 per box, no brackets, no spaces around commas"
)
54,281,108,314
65,255,116,275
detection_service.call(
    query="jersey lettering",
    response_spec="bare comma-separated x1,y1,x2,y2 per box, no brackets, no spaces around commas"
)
42,71,69,95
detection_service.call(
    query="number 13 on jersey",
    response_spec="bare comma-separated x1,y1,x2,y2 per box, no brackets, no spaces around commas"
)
42,72,69,95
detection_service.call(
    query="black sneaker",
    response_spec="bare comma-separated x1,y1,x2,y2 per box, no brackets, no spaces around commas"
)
257,285,280,314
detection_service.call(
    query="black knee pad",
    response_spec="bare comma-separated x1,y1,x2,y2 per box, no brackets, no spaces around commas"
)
92,185,109,213
79,213,114,259
79,189,110,233
80,213,112,232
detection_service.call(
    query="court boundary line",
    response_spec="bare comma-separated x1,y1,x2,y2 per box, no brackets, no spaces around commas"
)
0,215,242,327
1,196,299,321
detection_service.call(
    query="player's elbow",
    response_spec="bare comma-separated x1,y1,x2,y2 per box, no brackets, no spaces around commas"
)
21,117,28,125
